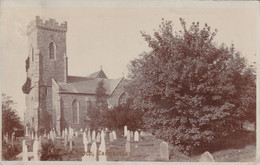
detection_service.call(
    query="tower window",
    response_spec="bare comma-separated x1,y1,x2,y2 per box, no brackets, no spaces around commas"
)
49,42,56,59
72,100,79,124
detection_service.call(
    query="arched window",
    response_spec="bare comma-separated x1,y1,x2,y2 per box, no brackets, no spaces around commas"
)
72,100,79,124
49,42,56,59
118,93,126,105
31,47,34,61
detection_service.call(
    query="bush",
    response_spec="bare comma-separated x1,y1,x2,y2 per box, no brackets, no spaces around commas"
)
40,140,62,161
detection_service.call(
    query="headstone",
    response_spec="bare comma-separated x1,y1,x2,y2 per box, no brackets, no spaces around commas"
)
65,128,68,135
80,128,83,132
75,131,78,137
134,131,139,141
96,132,101,143
124,125,127,137
112,131,117,140
109,132,113,142
127,130,130,141
64,133,68,147
160,141,169,160
84,142,88,153
33,139,39,161
101,130,105,142
92,130,96,141
69,139,73,151
88,130,91,143
11,132,15,147
130,131,134,138
22,140,28,161
125,141,131,153
90,141,97,161
31,132,34,140
39,136,42,150
199,151,215,162
25,127,29,136
83,131,87,144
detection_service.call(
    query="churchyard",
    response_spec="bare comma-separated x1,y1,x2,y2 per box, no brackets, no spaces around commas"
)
2,125,256,162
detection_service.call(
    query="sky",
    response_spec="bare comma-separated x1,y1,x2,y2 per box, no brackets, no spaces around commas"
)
1,1,259,120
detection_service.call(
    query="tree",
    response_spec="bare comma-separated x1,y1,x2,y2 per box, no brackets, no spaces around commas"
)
88,79,108,130
127,18,256,155
2,93,23,137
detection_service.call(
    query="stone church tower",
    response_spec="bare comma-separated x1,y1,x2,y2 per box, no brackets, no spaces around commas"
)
23,16,68,133
23,16,126,136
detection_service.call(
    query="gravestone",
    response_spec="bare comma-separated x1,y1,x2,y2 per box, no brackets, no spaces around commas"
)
64,133,68,147
127,130,130,141
25,127,29,136
84,142,88,153
88,130,91,143
75,131,78,137
69,139,73,151
124,125,127,137
31,132,34,140
134,131,139,141
91,141,97,161
199,151,215,162
92,130,96,141
125,141,131,153
160,141,169,160
130,131,133,138
22,140,28,161
112,131,117,140
101,130,105,142
83,131,87,144
80,128,83,132
33,139,39,161
96,132,101,143
109,132,113,142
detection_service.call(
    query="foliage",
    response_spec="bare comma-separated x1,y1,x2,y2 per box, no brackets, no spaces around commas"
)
40,140,63,161
127,18,256,155
2,93,23,137
22,77,32,94
87,79,108,130
102,99,143,131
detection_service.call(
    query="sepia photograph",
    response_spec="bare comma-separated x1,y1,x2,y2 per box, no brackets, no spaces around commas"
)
1,0,258,162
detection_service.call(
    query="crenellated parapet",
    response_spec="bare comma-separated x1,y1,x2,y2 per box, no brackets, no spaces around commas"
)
27,16,67,35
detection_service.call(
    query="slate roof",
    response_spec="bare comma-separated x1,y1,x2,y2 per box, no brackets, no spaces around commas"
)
87,69,108,79
58,71,123,95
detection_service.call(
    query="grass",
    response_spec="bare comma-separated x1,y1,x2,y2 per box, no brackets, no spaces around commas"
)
3,130,256,162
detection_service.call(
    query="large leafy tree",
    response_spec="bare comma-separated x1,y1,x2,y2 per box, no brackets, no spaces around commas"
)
2,93,23,137
127,18,256,154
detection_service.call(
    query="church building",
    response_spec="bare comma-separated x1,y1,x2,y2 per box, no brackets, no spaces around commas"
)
22,16,126,135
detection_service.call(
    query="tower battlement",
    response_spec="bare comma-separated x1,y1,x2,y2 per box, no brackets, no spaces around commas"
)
27,16,67,34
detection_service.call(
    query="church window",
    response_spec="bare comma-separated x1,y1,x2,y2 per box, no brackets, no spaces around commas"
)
49,42,56,59
118,93,126,105
72,100,79,124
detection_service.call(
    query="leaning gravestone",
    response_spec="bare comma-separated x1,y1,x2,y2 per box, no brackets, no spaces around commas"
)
160,141,169,161
134,131,139,141
199,151,215,162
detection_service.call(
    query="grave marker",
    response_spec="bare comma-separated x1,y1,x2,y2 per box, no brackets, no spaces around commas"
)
127,130,130,141
160,141,169,160
33,139,39,161
199,151,215,162
125,141,131,153
96,132,101,143
22,140,28,161
92,130,96,141
124,125,127,137
91,141,97,161
134,131,139,141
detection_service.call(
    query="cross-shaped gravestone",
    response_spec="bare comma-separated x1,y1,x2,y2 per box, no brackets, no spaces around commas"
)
160,141,169,160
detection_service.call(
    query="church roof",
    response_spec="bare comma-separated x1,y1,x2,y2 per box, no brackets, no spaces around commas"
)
59,76,123,95
87,69,108,79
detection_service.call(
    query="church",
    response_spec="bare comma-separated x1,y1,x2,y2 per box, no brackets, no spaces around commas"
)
22,16,126,136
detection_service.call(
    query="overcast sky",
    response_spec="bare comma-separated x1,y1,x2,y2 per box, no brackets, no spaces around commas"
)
1,1,259,119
